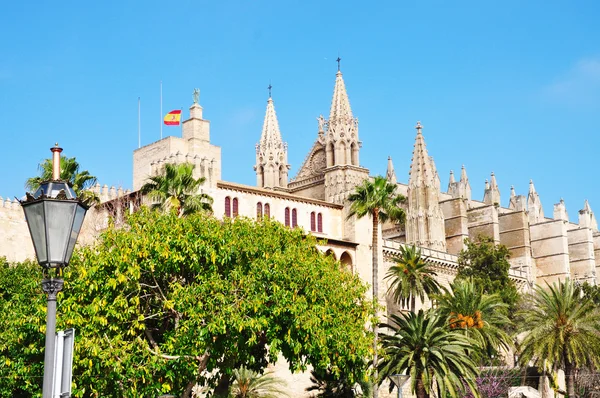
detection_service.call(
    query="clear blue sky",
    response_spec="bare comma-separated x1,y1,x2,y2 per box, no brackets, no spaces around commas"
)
1,1,599,221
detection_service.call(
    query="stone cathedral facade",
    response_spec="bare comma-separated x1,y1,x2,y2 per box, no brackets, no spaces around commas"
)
0,67,598,396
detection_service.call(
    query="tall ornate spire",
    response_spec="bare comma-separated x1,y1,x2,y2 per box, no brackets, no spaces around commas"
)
406,121,446,251
483,172,501,205
254,91,290,189
324,67,360,167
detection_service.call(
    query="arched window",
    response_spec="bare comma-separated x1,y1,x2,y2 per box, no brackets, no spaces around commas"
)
225,196,231,217
340,251,353,271
232,198,239,217
264,203,270,218
317,213,323,232
256,202,263,219
292,208,298,228
284,207,290,227
310,212,316,232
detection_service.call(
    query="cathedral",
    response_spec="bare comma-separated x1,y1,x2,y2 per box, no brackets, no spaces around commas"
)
0,65,598,397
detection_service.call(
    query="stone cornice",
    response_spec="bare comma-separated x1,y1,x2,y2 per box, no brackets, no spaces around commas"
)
217,181,343,209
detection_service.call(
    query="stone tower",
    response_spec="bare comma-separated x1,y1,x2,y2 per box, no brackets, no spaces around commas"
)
254,93,290,189
323,68,369,204
406,122,447,251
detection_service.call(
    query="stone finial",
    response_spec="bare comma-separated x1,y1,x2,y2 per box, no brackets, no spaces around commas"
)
554,199,569,221
485,179,490,190
449,170,455,184
415,121,423,132
579,200,598,230
528,179,544,224
510,185,516,198
460,165,468,182
386,156,397,184
483,172,501,205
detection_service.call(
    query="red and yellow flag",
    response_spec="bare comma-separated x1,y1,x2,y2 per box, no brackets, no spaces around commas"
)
163,110,181,126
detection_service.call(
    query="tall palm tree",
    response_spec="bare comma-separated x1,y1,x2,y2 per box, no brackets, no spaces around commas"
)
140,162,213,217
230,366,288,398
378,310,480,398
25,155,99,203
347,175,406,398
517,279,600,398
385,245,440,312
435,278,511,359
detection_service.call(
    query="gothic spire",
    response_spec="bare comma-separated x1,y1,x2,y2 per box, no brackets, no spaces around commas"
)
328,69,354,124
408,122,437,188
483,172,501,205
406,121,446,251
255,93,290,189
460,164,468,183
528,179,544,223
258,96,283,151
386,156,397,184
449,170,455,184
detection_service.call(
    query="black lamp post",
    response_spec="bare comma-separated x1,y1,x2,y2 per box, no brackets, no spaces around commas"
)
20,144,89,398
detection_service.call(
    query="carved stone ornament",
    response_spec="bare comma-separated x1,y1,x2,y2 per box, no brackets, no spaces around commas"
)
310,149,326,175
41,278,64,300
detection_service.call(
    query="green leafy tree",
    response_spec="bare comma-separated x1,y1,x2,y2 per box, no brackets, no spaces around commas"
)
385,245,440,312
456,236,518,314
229,366,287,398
25,155,99,204
378,310,480,398
140,162,213,216
347,175,406,398
435,278,511,362
581,281,600,305
0,258,45,398
517,279,600,398
0,209,373,397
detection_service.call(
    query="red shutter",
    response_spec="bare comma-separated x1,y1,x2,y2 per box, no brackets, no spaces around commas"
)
233,198,239,217
310,212,316,231
256,202,263,219
317,213,323,232
264,203,270,218
292,209,297,227
285,207,290,226
225,196,231,217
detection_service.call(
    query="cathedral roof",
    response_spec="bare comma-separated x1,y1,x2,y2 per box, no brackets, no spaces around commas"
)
328,71,354,124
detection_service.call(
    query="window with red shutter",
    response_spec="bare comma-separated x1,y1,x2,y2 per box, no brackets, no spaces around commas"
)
292,209,298,227
233,198,239,217
256,202,263,219
317,213,323,232
264,203,270,218
310,212,316,231
225,197,231,217
285,207,290,226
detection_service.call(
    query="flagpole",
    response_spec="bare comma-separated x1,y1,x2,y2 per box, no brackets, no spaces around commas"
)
160,80,163,139
138,97,141,149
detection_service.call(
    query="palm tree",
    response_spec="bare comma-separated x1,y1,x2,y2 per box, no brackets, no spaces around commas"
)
140,162,213,217
306,367,372,397
25,155,99,203
378,310,480,398
517,279,600,398
347,175,406,398
230,366,287,398
435,278,511,360
385,245,440,312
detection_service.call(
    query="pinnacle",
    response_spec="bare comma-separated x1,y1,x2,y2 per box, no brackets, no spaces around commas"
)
386,156,397,184
329,70,353,123
408,123,437,187
258,95,284,153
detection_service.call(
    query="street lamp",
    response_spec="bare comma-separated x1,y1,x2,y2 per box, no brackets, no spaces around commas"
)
20,144,90,398
389,374,410,398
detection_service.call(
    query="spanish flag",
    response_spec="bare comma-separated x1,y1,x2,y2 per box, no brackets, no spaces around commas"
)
163,110,182,126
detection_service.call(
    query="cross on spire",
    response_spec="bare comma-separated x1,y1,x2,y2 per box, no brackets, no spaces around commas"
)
415,121,423,132
268,82,272,98
336,56,341,71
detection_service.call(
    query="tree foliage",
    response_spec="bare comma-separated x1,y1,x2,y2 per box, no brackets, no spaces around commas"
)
385,245,440,312
516,279,600,398
140,162,213,216
0,210,373,397
229,366,287,398
306,365,372,398
378,310,480,398
25,155,99,204
456,236,518,314
435,278,511,363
